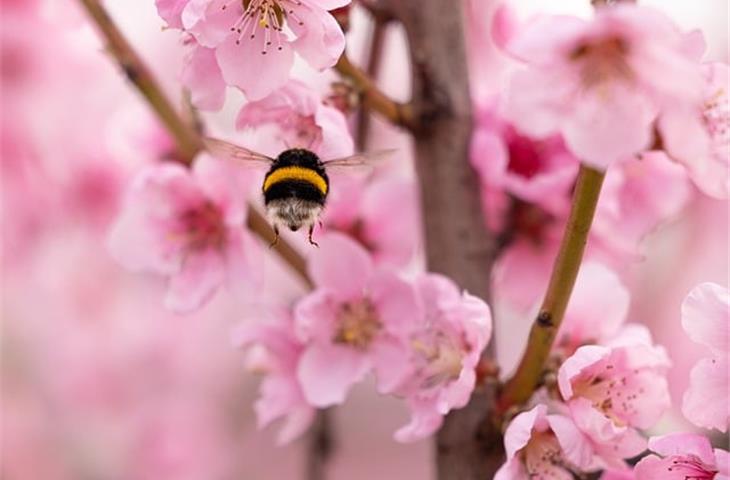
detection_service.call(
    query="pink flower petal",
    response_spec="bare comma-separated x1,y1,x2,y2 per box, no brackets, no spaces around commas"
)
546,414,596,471
164,249,226,313
294,290,338,343
314,104,354,159
393,398,444,443
216,35,294,101
558,345,611,399
648,433,716,465
494,457,527,480
307,233,372,299
562,87,654,170
306,0,351,9
297,343,370,407
503,404,545,460
181,46,226,111
682,356,730,432
681,282,730,354
155,0,189,28
371,337,413,394
560,263,630,346
289,2,345,71
368,270,420,335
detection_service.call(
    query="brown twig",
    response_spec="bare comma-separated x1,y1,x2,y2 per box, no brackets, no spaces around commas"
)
246,210,314,289
76,0,313,289
498,165,605,412
381,1,504,478
355,17,390,150
335,54,413,130
78,0,203,164
306,409,335,480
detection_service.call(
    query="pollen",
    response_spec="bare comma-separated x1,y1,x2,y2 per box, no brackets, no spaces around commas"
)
703,88,730,148
333,299,381,350
570,35,633,90
222,0,304,54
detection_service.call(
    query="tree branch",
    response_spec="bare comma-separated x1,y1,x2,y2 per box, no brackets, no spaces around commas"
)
335,54,414,130
305,409,335,480
78,0,203,164
498,165,606,412
76,0,313,289
382,1,503,478
355,16,390,150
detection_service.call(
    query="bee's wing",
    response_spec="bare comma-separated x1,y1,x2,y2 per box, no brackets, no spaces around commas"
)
204,137,275,166
322,149,397,171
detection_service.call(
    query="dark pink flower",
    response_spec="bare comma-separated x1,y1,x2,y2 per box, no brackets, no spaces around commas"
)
502,5,704,169
107,154,261,313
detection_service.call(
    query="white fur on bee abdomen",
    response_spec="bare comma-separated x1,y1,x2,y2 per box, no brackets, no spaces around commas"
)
266,199,322,231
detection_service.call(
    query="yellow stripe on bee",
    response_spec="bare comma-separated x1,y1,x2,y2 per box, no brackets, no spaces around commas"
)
263,166,328,195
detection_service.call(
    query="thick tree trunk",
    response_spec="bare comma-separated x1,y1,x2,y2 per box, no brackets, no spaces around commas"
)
383,1,505,478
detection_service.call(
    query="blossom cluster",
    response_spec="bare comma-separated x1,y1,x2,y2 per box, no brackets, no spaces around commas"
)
236,233,492,443
155,0,351,105
495,279,729,479
5,0,728,478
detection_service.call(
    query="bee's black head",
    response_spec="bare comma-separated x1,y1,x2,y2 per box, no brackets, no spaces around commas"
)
276,149,322,169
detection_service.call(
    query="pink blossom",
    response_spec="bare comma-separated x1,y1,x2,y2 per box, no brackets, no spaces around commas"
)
157,0,351,102
322,175,420,267
558,326,671,464
557,262,630,352
233,309,315,444
471,105,579,216
681,282,730,432
181,44,227,111
492,231,561,312
634,433,729,480
592,151,692,258
236,80,354,159
495,404,598,480
293,233,421,407
601,470,635,480
659,63,730,198
503,5,704,169
392,274,492,442
107,153,260,313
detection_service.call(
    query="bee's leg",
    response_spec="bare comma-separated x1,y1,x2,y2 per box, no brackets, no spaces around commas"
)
308,224,319,248
269,224,280,248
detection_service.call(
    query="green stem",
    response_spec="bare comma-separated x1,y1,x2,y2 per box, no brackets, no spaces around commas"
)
498,165,605,412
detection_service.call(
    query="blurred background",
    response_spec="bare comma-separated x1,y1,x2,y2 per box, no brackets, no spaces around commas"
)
1,0,728,479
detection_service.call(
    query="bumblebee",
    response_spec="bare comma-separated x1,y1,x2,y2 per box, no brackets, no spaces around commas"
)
205,138,390,246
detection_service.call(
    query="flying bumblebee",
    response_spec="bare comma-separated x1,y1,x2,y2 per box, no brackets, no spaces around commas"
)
205,138,391,247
